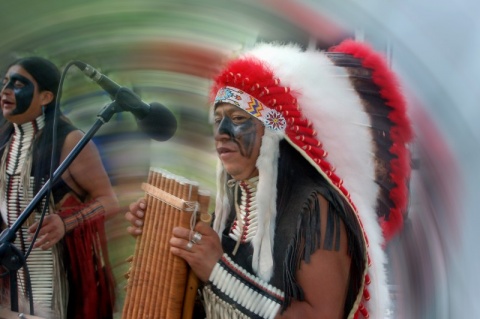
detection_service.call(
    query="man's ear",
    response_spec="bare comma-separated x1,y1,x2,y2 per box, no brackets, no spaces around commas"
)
40,90,54,106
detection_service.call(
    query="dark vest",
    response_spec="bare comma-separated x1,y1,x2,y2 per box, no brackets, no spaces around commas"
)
220,175,365,317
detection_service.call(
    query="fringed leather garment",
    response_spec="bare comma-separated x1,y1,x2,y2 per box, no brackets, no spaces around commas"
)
203,171,365,319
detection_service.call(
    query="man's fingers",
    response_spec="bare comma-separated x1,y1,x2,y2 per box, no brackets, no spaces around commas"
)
172,227,195,240
127,226,142,236
128,198,146,218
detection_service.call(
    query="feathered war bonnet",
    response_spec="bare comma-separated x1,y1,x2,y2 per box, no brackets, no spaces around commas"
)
210,39,412,318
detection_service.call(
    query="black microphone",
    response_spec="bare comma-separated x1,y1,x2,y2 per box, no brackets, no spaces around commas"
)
73,61,177,141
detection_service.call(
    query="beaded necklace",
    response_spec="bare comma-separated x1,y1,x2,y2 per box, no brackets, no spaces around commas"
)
0,114,45,225
229,176,259,255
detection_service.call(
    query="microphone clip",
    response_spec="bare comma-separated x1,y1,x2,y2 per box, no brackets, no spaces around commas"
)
112,87,150,120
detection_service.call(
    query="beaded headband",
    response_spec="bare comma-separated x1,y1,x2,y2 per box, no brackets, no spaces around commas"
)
214,86,287,132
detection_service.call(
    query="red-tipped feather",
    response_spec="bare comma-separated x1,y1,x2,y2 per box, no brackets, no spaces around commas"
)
331,39,413,242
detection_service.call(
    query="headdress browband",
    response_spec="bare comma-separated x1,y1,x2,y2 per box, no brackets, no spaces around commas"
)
214,86,287,132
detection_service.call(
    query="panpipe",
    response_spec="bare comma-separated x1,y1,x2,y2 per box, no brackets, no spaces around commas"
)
122,168,211,319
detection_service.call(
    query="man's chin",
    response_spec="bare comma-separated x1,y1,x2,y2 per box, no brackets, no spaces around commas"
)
223,167,242,180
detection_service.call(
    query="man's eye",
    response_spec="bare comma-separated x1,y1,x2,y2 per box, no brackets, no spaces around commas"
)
232,116,246,122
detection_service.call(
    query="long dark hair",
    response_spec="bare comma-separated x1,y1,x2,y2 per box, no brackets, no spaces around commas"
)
275,139,366,317
0,56,76,194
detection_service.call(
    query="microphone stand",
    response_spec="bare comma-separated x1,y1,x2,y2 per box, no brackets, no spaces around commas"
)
0,99,122,314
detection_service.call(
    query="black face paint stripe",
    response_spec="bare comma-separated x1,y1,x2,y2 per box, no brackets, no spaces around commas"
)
218,116,236,139
234,118,257,158
217,115,258,158
3,73,35,115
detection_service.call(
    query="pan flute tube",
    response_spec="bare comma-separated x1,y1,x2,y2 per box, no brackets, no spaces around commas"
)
143,170,168,317
165,180,199,318
181,189,211,319
155,174,176,318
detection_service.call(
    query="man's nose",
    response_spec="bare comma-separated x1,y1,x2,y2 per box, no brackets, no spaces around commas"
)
214,117,235,140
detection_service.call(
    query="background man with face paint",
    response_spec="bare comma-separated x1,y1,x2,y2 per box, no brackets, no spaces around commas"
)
125,40,412,319
0,57,118,319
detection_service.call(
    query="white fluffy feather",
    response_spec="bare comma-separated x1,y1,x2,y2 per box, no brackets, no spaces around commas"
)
251,129,283,280
246,43,389,318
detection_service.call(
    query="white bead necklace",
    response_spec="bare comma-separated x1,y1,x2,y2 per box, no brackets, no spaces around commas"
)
229,176,259,254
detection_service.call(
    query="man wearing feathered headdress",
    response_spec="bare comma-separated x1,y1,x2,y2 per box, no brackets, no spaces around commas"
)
126,39,412,319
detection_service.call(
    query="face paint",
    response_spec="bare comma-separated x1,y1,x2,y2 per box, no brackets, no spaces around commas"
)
216,112,258,158
214,103,264,180
2,73,35,115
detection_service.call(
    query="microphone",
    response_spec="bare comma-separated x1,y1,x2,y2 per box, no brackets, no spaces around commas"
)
73,61,177,141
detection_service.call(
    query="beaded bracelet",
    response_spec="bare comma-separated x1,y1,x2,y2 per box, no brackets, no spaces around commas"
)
206,253,284,319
